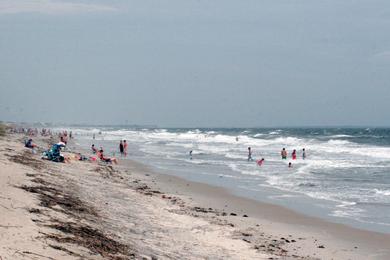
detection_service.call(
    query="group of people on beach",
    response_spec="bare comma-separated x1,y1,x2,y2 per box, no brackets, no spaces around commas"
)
281,148,306,168
20,127,307,170
91,144,118,164
119,140,128,157
11,127,52,137
14,125,119,165
281,148,306,160
186,144,306,169
247,146,306,168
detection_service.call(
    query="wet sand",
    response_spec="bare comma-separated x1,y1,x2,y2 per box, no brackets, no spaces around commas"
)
1,133,390,259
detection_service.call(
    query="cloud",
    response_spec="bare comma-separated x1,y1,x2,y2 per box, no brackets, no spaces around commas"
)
0,0,117,15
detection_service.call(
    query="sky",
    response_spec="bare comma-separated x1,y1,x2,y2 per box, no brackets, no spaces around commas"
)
0,0,389,127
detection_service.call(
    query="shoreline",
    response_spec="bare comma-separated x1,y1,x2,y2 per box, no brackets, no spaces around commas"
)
117,159,390,259
1,133,390,259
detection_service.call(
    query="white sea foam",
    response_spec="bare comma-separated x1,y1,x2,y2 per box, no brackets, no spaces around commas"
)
327,139,351,145
328,134,354,138
253,133,265,137
374,189,390,196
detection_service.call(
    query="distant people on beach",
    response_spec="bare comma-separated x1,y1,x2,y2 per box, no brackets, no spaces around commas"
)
77,153,89,161
247,147,253,161
257,158,265,166
119,140,124,156
189,150,193,160
24,138,37,149
91,144,97,154
40,128,52,136
302,148,306,159
292,149,297,160
60,131,68,145
123,140,128,156
97,148,118,164
26,128,38,136
281,148,287,159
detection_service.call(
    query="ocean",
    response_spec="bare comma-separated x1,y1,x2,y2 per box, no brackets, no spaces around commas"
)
64,127,390,233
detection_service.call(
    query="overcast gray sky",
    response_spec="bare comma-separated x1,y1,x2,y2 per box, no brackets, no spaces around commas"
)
0,0,389,127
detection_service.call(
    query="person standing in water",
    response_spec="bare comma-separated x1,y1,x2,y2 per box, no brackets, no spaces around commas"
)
123,140,128,157
247,147,253,161
119,140,124,156
292,149,297,160
91,144,97,154
302,148,306,159
189,150,193,160
288,162,292,168
281,148,287,159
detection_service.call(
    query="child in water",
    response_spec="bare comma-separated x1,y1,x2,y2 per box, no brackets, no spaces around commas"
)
91,144,97,154
302,148,306,159
257,158,265,166
288,162,292,168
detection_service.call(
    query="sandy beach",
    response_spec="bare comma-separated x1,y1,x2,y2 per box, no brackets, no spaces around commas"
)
1,132,390,260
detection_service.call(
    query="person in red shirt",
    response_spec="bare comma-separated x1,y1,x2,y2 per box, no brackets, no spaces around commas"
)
292,149,297,160
257,158,265,166
123,140,128,157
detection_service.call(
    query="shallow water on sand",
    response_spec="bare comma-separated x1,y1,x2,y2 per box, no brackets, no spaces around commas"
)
65,127,390,233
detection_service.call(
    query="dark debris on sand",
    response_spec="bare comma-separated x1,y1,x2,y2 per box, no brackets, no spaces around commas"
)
20,179,98,218
7,150,45,170
45,220,135,259
20,174,137,259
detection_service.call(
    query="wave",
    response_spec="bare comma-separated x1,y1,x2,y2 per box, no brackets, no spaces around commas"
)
269,129,282,135
253,133,265,137
327,139,351,145
374,189,390,196
328,134,354,138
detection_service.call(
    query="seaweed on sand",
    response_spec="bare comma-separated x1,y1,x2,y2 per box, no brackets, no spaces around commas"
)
46,220,135,259
7,150,45,170
20,176,136,259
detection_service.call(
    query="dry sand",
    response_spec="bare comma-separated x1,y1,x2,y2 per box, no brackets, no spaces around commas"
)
1,133,390,259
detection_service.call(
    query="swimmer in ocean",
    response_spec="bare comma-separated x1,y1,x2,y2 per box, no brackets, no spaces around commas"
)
247,147,253,161
281,148,287,159
292,149,297,160
257,158,265,166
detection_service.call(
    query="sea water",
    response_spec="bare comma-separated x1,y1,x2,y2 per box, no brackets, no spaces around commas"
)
65,127,390,233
